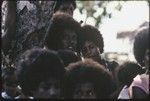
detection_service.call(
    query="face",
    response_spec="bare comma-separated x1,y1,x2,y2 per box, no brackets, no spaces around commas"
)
81,41,100,58
58,3,74,16
61,29,77,51
33,78,61,98
73,82,97,99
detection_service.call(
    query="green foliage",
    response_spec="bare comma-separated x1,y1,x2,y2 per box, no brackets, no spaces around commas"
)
77,0,149,28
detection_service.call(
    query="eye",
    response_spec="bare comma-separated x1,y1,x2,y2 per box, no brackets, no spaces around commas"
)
90,45,95,50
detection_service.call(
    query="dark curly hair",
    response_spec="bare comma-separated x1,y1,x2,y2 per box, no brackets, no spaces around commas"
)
79,25,104,53
116,61,144,87
44,12,81,52
62,59,114,98
54,0,76,13
57,49,81,67
16,48,65,96
133,27,149,66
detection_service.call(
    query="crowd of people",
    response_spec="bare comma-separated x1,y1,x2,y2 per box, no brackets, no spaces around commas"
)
1,1,149,99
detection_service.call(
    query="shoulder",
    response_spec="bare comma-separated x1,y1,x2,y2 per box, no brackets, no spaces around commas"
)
131,74,149,94
118,85,130,99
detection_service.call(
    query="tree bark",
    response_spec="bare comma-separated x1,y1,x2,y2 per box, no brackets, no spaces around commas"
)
2,1,16,55
1,1,55,67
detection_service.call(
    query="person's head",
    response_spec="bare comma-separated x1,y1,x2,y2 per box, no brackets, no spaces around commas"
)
54,0,76,16
116,61,144,87
16,48,65,98
2,67,18,97
63,59,114,99
133,27,149,69
79,25,104,58
57,49,81,67
45,12,81,52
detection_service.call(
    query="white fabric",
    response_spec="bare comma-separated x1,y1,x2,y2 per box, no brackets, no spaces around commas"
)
1,92,12,99
130,74,149,95
118,85,130,99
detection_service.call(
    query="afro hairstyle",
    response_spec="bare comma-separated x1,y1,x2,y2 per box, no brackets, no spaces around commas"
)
16,48,65,96
57,49,81,67
54,0,76,13
116,61,144,87
44,12,81,52
79,25,104,53
62,59,114,98
133,27,149,66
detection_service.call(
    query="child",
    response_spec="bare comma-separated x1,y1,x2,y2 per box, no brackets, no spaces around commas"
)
16,48,65,99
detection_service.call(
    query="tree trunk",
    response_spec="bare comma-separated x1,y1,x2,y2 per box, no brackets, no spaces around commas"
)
2,1,16,55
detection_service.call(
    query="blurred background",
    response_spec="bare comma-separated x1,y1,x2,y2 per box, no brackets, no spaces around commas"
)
73,0,149,64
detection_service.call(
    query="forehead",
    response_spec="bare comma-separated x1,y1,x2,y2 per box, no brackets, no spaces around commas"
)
42,77,60,84
83,41,96,46
63,29,76,35
64,29,75,33
75,82,94,89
